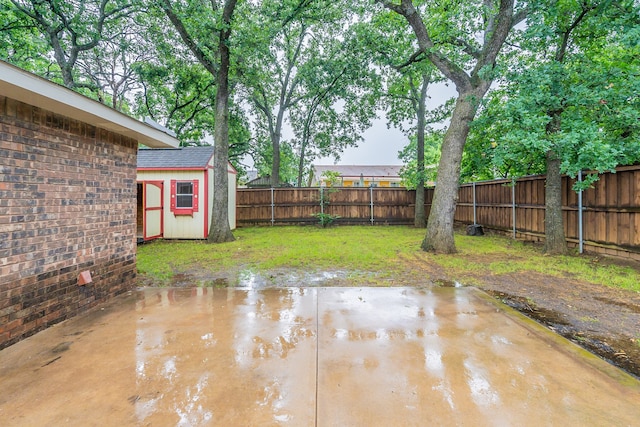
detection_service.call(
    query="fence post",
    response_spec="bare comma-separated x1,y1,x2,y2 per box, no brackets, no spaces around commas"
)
512,178,516,239
472,182,477,225
320,187,324,215
578,171,583,254
370,186,374,225
270,187,275,226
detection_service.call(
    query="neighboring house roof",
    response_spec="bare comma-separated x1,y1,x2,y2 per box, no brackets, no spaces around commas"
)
0,60,178,149
246,176,272,188
313,165,402,178
138,146,215,169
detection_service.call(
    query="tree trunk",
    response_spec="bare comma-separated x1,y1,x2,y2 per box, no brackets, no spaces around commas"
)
414,74,429,228
297,139,307,187
207,0,237,243
543,149,567,254
270,108,286,187
271,132,281,187
51,37,75,88
415,181,426,228
380,0,519,253
422,91,480,253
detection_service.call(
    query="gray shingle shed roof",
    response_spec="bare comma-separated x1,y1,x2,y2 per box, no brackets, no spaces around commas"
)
137,146,214,169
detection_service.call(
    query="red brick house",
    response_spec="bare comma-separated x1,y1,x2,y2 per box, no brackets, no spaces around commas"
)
0,61,179,349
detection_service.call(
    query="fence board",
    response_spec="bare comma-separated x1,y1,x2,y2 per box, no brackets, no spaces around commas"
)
635,171,640,206
618,213,631,246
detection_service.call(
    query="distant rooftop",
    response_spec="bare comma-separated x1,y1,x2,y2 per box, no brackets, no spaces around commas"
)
138,146,214,169
312,165,402,178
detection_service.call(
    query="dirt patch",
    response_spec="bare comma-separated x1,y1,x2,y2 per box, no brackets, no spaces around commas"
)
142,268,363,289
485,273,640,378
486,289,640,377
398,250,640,379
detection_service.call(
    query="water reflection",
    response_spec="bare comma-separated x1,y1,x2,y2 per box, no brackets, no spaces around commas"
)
318,287,564,424
236,270,349,288
134,287,317,426
174,374,213,427
128,286,640,426
464,359,501,406
134,288,218,425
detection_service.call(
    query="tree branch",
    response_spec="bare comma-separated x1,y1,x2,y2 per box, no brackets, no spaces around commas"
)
377,0,473,91
160,0,218,77
280,0,315,27
475,0,516,76
555,4,595,62
392,49,427,70
451,37,482,59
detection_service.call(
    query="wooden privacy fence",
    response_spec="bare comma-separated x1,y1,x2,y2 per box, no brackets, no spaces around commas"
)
456,165,640,258
236,165,640,258
237,187,425,226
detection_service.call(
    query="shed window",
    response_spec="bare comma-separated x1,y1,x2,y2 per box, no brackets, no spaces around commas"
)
170,179,199,215
176,182,193,208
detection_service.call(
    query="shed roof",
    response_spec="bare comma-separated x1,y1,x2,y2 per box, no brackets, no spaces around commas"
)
137,146,215,169
0,61,178,148
313,165,402,178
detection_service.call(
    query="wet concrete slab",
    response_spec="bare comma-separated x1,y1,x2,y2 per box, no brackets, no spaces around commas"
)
1,287,639,426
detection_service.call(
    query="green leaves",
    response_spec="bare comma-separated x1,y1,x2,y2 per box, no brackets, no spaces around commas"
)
238,1,381,185
0,1,50,72
398,130,443,189
467,0,640,189
6,0,137,90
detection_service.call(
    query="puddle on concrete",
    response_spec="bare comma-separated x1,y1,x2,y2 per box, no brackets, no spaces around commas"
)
166,269,353,289
434,279,464,288
1,287,639,426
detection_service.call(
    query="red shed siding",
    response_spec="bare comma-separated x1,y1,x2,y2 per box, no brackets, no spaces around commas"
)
0,95,138,349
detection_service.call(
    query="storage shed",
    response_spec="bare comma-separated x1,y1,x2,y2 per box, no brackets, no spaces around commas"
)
0,61,179,349
137,146,237,241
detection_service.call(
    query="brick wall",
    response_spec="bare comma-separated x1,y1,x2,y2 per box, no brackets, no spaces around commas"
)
0,95,138,349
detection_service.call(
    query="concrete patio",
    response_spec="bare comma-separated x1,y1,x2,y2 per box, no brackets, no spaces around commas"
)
1,286,639,426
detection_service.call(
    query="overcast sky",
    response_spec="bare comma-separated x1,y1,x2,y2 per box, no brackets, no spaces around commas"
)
316,81,456,166
316,115,407,166
242,82,457,170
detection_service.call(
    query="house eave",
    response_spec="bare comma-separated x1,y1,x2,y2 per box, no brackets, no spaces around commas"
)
0,61,179,149
138,167,207,172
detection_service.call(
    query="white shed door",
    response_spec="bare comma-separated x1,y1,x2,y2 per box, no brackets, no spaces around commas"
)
144,181,163,239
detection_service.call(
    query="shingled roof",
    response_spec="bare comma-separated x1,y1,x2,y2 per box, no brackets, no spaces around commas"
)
137,146,214,169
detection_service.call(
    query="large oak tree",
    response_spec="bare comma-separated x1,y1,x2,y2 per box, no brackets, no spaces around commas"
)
158,0,238,243
378,0,526,252
466,0,640,254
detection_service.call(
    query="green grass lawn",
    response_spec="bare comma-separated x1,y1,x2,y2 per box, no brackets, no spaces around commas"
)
137,226,640,292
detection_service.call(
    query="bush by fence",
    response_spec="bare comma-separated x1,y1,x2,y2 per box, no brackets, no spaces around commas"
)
236,165,640,259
